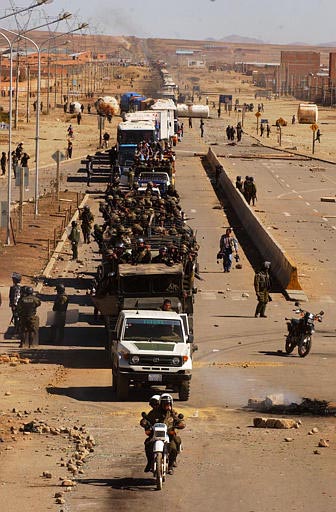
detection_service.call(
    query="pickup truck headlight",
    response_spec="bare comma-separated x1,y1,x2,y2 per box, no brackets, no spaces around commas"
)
172,357,180,366
130,355,140,364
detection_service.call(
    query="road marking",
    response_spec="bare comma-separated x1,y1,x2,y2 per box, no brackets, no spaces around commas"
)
190,209,196,213
292,189,297,194
286,184,290,188
298,195,303,199
283,212,291,217
313,209,319,213
202,292,217,300
322,217,329,222
305,202,310,206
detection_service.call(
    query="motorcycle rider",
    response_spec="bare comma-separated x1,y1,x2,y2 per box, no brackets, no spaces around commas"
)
16,286,41,347
140,393,185,474
254,261,271,318
9,272,22,333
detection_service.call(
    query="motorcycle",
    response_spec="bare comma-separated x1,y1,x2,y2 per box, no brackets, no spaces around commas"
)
141,412,184,490
285,303,324,357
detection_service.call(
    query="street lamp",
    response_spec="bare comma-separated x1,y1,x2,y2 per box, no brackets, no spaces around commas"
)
0,0,52,21
0,31,13,245
1,21,88,215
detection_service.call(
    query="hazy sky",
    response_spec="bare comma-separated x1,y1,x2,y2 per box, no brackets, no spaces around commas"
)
2,0,335,45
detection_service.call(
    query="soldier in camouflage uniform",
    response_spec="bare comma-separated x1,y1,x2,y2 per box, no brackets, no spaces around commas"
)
254,261,271,318
16,286,41,347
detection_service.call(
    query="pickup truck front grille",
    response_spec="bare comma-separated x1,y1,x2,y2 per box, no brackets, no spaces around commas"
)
131,355,182,367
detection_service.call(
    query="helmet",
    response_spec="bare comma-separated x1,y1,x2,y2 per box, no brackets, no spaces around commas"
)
12,272,22,283
84,205,90,211
149,394,160,407
137,238,144,244
159,246,167,253
55,284,65,293
263,261,271,269
160,393,173,408
25,286,34,295
71,220,77,227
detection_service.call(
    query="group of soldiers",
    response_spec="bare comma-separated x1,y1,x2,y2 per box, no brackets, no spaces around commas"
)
236,175,257,206
226,123,243,142
9,273,70,346
90,176,199,296
133,140,176,167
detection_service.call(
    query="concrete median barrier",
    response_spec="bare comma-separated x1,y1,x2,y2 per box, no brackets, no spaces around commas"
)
207,147,303,296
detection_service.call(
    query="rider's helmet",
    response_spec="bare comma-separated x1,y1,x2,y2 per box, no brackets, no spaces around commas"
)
149,395,161,408
263,261,271,270
160,393,173,409
11,272,22,284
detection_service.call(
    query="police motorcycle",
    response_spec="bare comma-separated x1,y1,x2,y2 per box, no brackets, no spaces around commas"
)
285,302,324,357
141,409,185,491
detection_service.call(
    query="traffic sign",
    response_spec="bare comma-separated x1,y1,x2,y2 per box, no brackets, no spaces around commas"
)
255,112,261,118
52,150,66,163
310,123,318,131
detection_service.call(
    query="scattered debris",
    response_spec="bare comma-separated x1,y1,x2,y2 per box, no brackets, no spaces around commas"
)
247,396,336,416
253,417,300,429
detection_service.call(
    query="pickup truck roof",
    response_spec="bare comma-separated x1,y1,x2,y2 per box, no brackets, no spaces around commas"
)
118,263,183,277
121,309,182,320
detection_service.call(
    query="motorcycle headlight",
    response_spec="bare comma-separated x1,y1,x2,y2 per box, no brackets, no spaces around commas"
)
172,357,180,366
130,355,140,364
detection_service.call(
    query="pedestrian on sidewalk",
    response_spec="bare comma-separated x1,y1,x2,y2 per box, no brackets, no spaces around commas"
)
68,220,80,260
50,284,69,344
67,140,73,159
21,152,30,170
1,151,7,175
77,112,82,125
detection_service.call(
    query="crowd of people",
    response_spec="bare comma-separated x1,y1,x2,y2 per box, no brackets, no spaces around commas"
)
236,175,257,206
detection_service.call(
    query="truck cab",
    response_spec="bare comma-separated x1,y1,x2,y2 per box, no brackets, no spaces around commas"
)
109,309,195,401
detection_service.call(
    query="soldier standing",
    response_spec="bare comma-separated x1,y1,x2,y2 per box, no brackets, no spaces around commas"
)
68,220,81,260
254,261,271,318
80,205,94,243
51,284,69,344
16,286,41,347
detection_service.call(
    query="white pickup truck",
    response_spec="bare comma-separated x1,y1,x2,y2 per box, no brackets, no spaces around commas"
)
109,309,196,401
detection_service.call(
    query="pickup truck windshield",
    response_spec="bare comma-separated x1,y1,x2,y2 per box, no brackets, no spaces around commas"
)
124,318,183,343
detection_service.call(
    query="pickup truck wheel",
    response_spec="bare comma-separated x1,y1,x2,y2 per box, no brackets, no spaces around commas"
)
178,381,190,401
116,374,129,400
112,370,117,392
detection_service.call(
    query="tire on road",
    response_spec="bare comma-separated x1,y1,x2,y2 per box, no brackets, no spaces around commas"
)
298,335,312,357
178,381,190,401
285,335,296,354
116,373,129,400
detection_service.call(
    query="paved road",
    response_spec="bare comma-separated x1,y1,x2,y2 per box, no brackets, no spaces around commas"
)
203,116,336,301
2,123,336,512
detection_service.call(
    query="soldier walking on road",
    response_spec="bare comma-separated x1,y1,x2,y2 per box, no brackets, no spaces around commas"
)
51,284,69,344
68,220,80,260
254,261,271,318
